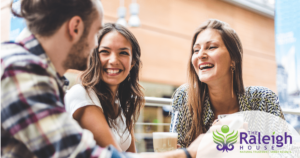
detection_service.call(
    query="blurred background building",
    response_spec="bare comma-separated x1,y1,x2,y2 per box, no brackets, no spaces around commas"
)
275,0,300,134
92,0,277,152
3,0,298,153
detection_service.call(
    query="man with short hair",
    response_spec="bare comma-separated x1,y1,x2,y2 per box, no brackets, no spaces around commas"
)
1,0,202,157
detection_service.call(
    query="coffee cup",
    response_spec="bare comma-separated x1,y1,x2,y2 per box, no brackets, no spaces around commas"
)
153,132,178,152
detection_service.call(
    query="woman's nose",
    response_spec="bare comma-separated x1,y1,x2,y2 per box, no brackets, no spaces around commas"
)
197,49,208,60
108,53,119,65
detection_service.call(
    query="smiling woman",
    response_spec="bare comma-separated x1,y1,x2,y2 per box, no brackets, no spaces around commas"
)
169,19,285,148
98,31,134,92
64,23,144,152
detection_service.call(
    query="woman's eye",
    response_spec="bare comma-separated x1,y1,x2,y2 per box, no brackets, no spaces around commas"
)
120,51,129,55
194,50,199,53
99,50,109,54
209,46,217,50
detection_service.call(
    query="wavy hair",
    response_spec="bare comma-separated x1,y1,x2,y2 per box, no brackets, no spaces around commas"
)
185,19,245,145
80,23,145,136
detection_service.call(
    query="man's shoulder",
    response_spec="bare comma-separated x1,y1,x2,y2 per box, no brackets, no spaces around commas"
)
1,42,50,81
1,42,48,72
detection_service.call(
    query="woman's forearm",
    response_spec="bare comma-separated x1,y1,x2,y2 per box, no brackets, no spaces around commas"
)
126,131,136,152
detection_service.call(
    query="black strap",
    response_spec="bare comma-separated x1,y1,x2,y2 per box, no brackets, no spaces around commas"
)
182,148,192,158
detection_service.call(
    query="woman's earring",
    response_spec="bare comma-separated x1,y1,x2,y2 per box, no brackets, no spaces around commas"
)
231,66,235,98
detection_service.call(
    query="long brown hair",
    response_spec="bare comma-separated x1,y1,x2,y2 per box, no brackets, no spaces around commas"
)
186,19,245,145
80,23,144,136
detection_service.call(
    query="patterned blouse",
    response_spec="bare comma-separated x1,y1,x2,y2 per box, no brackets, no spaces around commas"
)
169,84,285,148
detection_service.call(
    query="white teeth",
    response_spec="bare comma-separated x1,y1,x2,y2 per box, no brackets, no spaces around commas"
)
106,69,120,74
200,64,214,70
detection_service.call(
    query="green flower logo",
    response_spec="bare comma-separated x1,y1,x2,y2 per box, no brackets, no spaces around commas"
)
213,125,238,152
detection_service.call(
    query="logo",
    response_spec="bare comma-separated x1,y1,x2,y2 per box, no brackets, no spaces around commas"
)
239,131,292,151
213,125,238,152
212,126,293,154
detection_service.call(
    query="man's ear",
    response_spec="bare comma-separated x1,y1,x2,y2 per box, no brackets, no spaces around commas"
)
68,16,84,43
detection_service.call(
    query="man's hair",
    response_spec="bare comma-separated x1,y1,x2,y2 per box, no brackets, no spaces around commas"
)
11,0,97,37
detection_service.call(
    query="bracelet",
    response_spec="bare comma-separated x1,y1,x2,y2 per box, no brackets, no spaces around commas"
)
182,148,192,158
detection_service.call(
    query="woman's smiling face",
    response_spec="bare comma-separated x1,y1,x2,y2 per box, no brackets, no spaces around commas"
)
98,31,133,90
192,29,232,84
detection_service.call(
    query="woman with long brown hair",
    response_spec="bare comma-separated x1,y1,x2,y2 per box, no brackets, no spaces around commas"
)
170,19,285,148
65,23,144,152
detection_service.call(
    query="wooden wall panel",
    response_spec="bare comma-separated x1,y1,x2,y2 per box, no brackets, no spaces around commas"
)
101,0,276,91
243,53,277,91
128,27,191,85
0,0,277,92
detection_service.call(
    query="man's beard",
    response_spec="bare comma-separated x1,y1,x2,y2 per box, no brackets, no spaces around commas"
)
63,34,90,71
